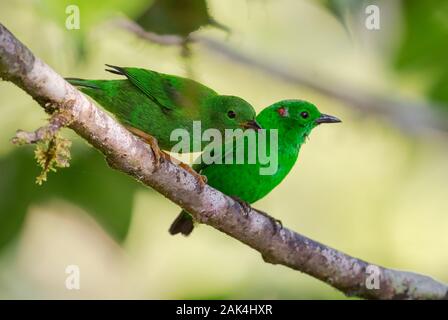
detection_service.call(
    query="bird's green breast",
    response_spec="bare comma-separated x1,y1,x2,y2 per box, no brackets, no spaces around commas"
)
202,131,301,204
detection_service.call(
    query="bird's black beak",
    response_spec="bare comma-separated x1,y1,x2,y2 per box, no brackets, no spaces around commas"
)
315,114,342,125
241,120,262,131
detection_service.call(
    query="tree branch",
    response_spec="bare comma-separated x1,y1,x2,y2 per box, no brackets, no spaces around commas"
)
196,36,448,137
117,18,448,137
114,18,187,46
11,112,72,145
1,23,447,300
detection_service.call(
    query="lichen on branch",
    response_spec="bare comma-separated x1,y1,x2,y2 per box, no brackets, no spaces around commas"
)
11,111,73,184
33,133,71,184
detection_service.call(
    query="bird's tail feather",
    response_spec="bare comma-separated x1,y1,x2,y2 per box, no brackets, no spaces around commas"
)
105,64,126,76
169,210,194,236
65,77,100,90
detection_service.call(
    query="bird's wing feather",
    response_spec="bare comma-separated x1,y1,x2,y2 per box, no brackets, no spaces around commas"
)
192,131,247,172
105,65,217,112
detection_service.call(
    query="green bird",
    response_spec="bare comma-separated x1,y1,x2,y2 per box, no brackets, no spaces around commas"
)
169,100,341,236
66,65,260,174
135,0,229,38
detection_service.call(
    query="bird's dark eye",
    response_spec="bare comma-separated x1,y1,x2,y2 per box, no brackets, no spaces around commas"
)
227,110,236,119
300,111,309,119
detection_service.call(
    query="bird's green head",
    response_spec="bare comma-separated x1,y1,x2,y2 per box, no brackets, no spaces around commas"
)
258,99,341,139
208,95,260,131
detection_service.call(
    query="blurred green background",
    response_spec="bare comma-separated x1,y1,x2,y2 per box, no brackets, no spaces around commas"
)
0,0,447,299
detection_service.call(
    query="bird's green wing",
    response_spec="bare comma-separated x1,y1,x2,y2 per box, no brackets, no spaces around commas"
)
192,130,248,173
105,65,217,111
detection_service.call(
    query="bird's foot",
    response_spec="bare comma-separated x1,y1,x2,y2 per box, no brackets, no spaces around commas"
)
145,135,164,166
125,126,166,170
229,197,282,235
230,196,252,217
254,208,283,235
179,162,207,192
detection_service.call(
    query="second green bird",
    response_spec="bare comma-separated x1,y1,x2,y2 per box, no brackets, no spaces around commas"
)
67,65,260,156
169,100,341,236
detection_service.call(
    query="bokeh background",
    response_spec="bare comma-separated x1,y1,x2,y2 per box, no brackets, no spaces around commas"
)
0,0,447,299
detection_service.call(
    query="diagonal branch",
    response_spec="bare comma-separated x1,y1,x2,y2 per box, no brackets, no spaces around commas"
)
117,18,448,137
196,36,448,137
1,23,447,300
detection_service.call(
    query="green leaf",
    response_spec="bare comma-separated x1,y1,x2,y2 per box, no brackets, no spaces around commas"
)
0,150,38,250
394,1,448,109
317,0,369,28
134,0,228,37
33,0,147,62
0,145,143,251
